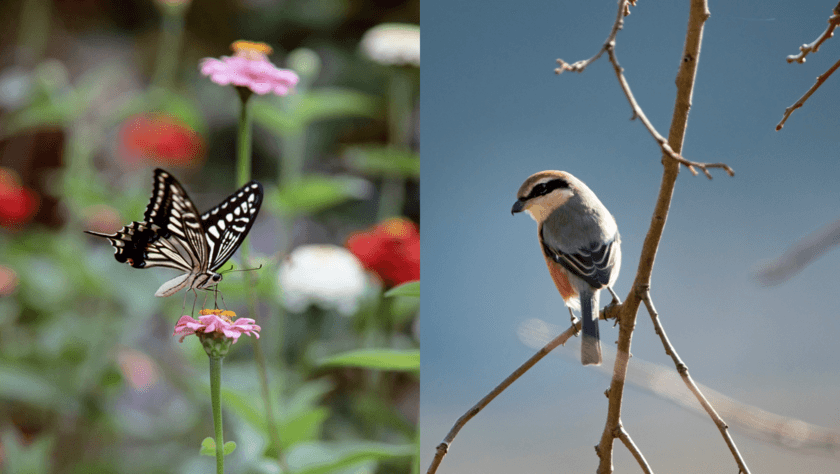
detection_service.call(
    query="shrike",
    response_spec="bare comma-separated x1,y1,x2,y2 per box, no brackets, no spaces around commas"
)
512,171,621,365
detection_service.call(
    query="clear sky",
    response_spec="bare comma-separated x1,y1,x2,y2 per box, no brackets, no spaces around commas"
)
420,1,840,472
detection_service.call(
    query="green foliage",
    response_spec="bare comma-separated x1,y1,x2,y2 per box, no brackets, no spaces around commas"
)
286,441,415,474
0,1,418,472
384,281,420,298
319,349,420,372
344,146,420,179
271,175,370,217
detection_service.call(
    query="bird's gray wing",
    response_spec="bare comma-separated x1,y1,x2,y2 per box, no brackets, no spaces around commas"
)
540,225,618,289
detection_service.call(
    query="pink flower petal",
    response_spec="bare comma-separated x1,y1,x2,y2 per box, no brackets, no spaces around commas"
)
199,55,299,96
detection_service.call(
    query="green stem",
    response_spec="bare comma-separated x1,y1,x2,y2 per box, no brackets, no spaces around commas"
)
377,68,413,220
236,90,253,186
235,90,287,470
151,7,186,90
209,355,224,474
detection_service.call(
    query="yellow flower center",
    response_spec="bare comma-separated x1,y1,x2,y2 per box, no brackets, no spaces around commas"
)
199,308,237,323
231,40,273,61
383,218,412,238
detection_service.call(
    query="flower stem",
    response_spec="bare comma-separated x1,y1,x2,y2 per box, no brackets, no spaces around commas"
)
377,68,413,220
209,355,224,474
234,89,287,470
151,6,186,90
236,89,253,186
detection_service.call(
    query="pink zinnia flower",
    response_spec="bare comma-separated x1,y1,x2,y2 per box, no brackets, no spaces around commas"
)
200,41,299,96
174,309,261,343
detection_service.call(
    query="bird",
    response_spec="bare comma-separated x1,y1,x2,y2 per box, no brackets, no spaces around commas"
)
512,170,621,365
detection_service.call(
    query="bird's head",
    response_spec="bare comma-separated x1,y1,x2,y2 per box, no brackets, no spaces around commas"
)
511,170,576,223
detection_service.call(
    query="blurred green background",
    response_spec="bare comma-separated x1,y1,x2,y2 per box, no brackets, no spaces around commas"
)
0,0,419,472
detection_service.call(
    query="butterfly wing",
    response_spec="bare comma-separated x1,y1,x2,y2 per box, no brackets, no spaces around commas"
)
200,180,264,272
86,169,209,273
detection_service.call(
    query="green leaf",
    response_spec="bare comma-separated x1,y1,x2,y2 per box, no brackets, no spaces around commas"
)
287,441,414,474
281,408,330,449
297,88,381,123
384,281,419,298
223,441,237,455
319,349,420,371
344,145,420,178
272,175,371,216
251,87,380,135
199,437,216,456
0,364,61,409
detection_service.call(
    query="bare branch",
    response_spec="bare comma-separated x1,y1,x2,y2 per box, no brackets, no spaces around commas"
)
640,287,751,474
615,423,653,474
426,322,581,474
776,56,840,131
786,3,840,64
594,0,749,472
557,1,733,180
605,44,734,180
555,0,629,74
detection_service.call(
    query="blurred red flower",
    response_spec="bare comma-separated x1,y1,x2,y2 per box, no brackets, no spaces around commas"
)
346,218,420,287
0,168,39,230
118,113,204,167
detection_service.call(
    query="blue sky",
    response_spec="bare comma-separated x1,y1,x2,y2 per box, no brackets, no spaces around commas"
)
420,1,840,472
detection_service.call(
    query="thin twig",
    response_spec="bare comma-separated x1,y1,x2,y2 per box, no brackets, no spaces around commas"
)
555,0,628,74
605,44,734,180
557,1,733,180
785,3,840,64
776,56,840,131
639,287,751,474
426,321,581,474
615,423,653,474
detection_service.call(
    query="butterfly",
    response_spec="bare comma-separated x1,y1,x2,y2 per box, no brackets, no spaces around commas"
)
86,168,263,297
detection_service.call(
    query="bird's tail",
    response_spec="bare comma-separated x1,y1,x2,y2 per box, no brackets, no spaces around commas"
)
580,288,602,365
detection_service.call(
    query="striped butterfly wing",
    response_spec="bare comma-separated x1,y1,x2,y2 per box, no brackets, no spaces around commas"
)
86,169,209,274
86,170,263,296
200,180,264,272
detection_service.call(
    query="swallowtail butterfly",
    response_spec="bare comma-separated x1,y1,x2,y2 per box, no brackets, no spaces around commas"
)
86,168,263,297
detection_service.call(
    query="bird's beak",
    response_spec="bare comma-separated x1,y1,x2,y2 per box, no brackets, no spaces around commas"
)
511,199,525,215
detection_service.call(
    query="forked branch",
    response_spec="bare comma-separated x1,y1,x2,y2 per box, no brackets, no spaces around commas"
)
556,1,733,180
777,2,840,130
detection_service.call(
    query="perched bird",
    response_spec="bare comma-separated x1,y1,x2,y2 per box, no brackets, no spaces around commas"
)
512,171,621,365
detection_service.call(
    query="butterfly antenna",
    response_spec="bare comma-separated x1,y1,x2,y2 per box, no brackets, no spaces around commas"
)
191,289,199,316
219,290,228,311
220,264,264,275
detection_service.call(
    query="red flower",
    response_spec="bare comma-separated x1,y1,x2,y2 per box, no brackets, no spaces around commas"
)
118,114,204,167
0,168,39,230
346,218,420,287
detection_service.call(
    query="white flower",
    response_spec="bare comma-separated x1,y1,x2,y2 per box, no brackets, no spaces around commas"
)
278,245,368,317
360,23,420,67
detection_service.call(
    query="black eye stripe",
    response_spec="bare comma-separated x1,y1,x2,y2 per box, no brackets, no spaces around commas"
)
526,178,569,200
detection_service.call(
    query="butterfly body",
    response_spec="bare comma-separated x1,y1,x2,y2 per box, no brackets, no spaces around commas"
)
86,169,263,297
